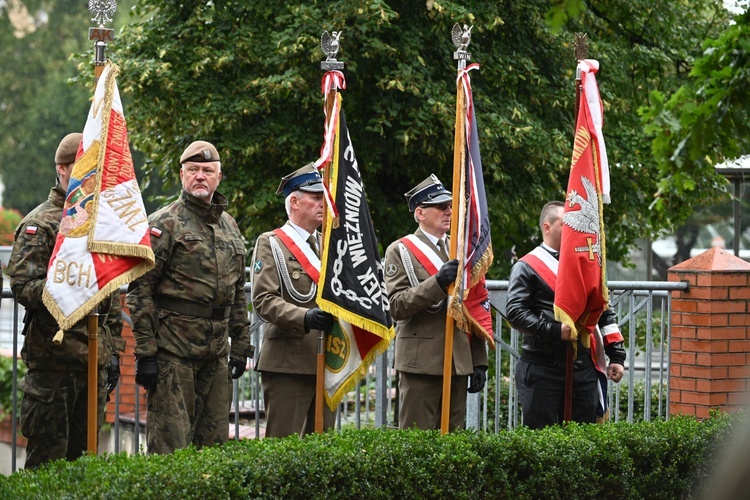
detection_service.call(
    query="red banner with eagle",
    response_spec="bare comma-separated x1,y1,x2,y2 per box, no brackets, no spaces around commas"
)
553,59,610,347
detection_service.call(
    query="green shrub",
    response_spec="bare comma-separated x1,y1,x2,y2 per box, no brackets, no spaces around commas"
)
614,379,668,422
0,413,735,499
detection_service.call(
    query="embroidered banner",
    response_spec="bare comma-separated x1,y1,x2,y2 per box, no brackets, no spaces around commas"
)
448,63,495,348
317,103,395,410
553,59,610,347
43,62,154,340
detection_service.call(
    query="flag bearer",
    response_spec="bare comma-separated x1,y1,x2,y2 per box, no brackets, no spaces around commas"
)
7,133,123,468
506,201,626,429
250,164,335,437
383,174,488,431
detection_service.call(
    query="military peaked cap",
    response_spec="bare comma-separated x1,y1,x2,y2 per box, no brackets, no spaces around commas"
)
277,163,324,197
404,174,452,212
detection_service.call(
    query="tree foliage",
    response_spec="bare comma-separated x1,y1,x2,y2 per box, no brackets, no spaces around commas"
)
0,0,137,215
114,1,731,274
642,10,750,224
0,0,90,214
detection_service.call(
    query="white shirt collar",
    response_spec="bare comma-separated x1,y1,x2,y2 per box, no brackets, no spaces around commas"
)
288,220,315,241
541,243,559,255
422,232,446,248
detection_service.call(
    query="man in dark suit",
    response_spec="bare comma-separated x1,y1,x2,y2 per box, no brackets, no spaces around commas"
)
251,164,336,437
383,174,488,431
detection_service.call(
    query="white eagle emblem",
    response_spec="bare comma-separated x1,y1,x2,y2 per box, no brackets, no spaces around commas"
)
321,31,342,61
451,23,473,52
563,175,602,265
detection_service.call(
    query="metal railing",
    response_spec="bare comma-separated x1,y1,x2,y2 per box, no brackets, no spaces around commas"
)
1,279,687,472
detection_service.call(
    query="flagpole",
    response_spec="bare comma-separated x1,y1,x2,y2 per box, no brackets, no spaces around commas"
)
440,24,472,435
85,0,116,455
563,33,589,422
315,31,344,433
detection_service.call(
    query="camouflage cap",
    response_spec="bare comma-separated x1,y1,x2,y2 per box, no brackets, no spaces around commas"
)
180,141,220,163
54,133,82,165
404,174,452,212
276,163,324,197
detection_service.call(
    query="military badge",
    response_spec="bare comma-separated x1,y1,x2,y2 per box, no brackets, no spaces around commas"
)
149,227,163,238
386,262,397,277
202,149,211,160
253,260,262,273
25,226,38,235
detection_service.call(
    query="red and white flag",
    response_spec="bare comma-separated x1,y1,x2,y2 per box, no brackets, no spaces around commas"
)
554,59,610,346
43,62,154,341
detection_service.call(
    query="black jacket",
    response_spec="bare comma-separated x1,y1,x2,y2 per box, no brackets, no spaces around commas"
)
506,246,626,368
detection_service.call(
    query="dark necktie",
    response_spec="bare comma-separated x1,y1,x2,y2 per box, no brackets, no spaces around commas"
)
437,239,449,261
307,234,319,258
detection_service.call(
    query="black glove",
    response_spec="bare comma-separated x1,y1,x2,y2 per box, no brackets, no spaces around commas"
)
468,366,487,393
135,356,158,391
229,357,246,379
106,356,120,394
435,259,459,290
304,308,335,333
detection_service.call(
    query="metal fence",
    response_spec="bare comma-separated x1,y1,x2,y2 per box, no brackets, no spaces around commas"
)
1,279,687,472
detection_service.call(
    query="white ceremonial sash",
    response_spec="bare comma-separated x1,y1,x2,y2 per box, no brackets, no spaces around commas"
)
401,234,446,274
278,223,321,270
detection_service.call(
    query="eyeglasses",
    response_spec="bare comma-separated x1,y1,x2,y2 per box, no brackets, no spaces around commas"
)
421,202,452,211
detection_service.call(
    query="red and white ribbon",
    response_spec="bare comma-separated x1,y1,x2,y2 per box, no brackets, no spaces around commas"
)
314,70,346,218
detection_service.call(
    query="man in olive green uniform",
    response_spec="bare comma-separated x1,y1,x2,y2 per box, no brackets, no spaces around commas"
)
383,174,488,431
251,164,335,438
7,133,124,469
127,140,254,454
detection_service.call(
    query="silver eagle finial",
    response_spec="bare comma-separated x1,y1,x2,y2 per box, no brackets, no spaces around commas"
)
89,0,117,27
451,23,473,52
321,31,342,61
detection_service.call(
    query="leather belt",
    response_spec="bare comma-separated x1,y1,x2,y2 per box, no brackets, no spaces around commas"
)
155,296,231,319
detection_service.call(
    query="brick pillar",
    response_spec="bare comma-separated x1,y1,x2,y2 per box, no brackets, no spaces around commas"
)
668,247,750,418
105,296,146,424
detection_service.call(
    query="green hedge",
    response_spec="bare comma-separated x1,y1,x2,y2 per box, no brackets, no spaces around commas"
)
0,414,734,499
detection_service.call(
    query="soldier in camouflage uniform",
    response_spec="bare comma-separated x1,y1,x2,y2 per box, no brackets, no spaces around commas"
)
127,140,254,454
7,133,124,469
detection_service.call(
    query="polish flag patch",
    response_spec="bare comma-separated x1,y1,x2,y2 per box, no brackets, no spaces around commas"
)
25,226,38,235
149,227,162,238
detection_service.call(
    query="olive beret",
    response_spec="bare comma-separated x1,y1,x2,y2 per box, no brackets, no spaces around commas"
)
180,141,220,163
54,133,82,165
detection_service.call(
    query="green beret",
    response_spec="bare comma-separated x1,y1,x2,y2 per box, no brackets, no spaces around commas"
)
55,133,82,165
